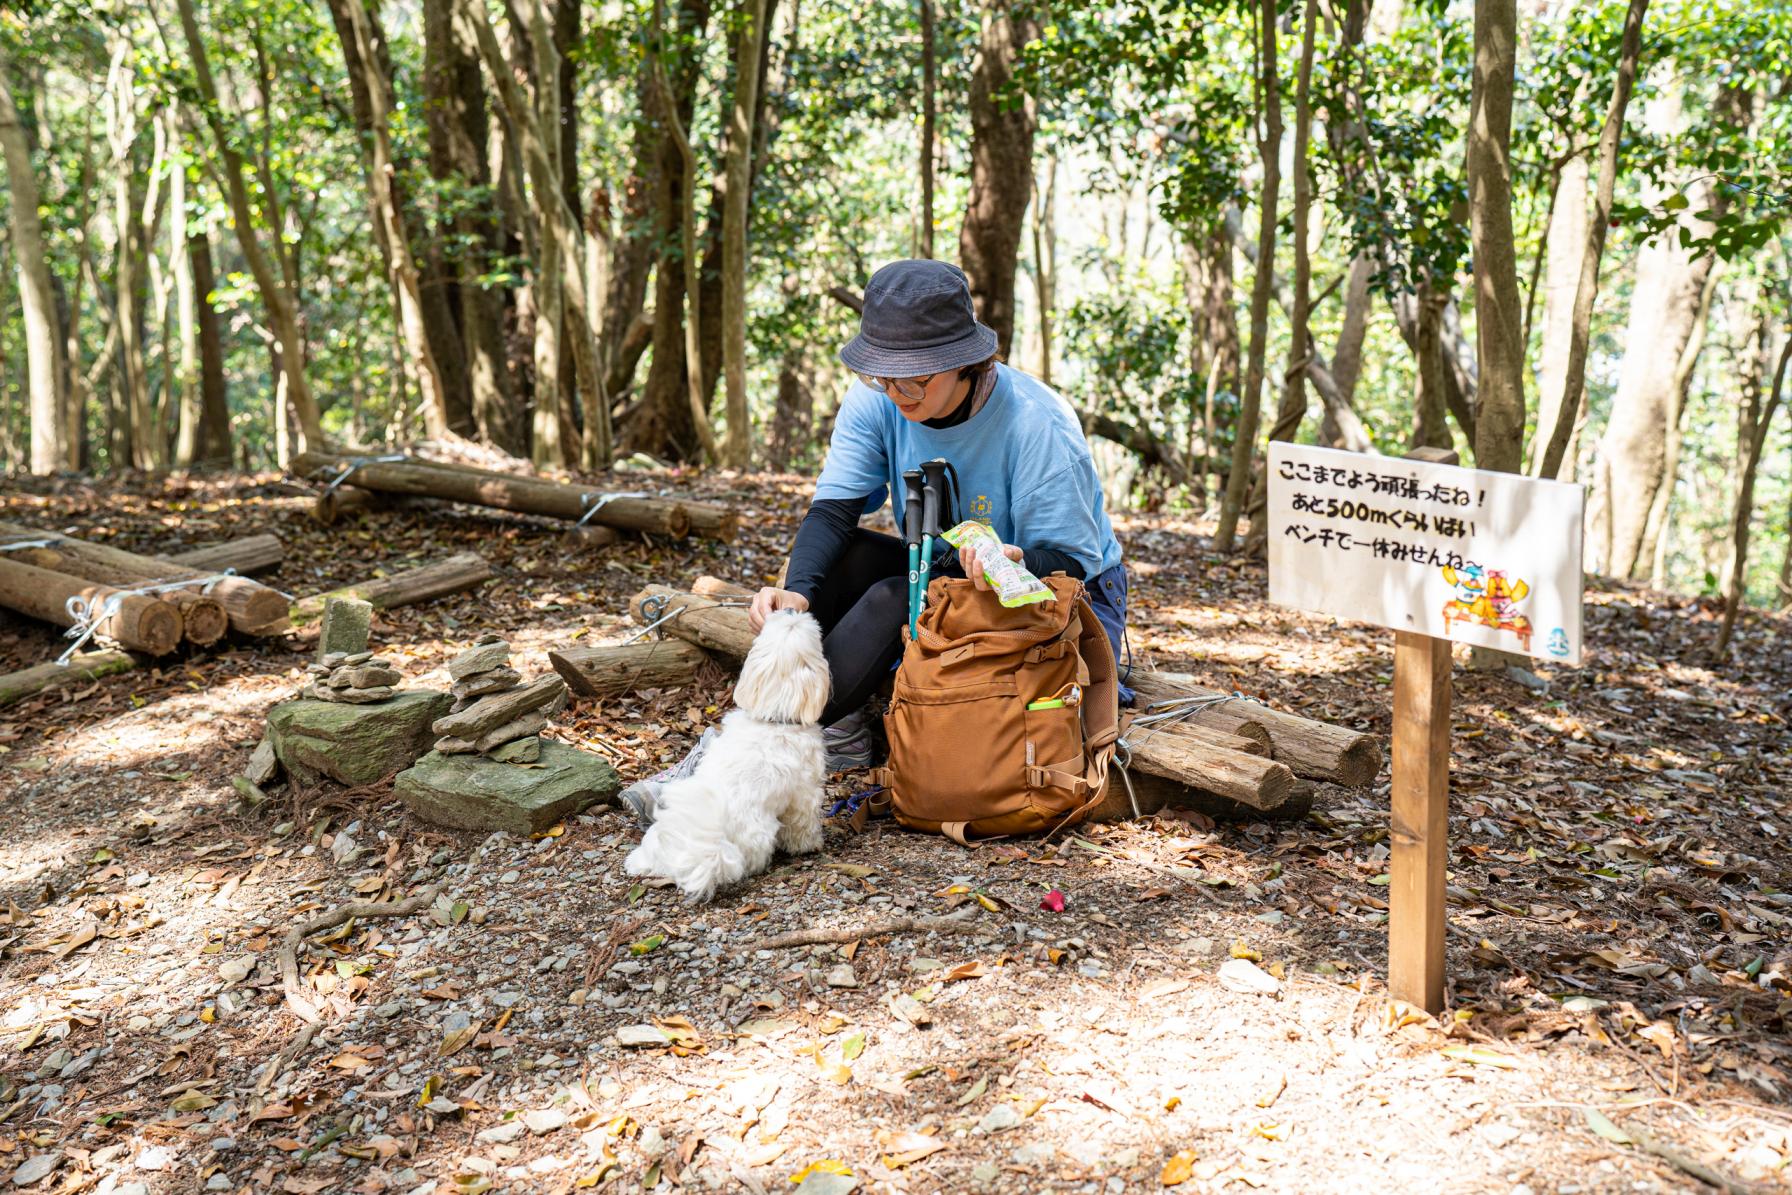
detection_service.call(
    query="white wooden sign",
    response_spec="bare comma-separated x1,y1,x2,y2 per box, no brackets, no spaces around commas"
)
1266,442,1585,665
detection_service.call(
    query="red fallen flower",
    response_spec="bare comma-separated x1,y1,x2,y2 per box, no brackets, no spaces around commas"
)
1040,888,1066,913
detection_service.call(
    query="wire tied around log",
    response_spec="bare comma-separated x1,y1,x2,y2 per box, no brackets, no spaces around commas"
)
575,490,653,528
622,591,752,645
57,571,237,664
1118,690,1260,756
313,454,407,498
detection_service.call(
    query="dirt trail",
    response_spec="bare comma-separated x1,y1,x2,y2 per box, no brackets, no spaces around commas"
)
1,474,1788,1194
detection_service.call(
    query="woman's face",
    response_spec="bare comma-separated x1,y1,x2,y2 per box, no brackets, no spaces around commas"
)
878,371,971,423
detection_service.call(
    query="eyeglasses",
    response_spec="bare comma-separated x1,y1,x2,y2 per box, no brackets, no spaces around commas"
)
855,371,938,401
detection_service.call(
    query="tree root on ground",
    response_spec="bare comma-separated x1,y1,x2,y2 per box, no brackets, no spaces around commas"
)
278,883,446,1023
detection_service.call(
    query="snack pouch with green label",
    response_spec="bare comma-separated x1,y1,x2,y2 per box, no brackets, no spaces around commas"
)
940,520,1054,607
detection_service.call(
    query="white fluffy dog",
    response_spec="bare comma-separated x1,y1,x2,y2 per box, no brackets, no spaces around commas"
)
625,610,830,901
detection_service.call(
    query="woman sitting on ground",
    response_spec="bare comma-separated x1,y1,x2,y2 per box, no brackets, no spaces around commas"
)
624,259,1128,818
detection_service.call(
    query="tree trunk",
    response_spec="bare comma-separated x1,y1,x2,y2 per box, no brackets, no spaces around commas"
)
1641,263,1719,588
766,343,811,471
1589,186,1717,577
720,0,770,467
1328,253,1374,412
331,0,456,441
1715,328,1789,654
1527,151,1589,472
919,0,936,258
0,651,136,709
1530,0,1648,480
1245,0,1317,554
0,71,68,475
172,0,326,452
107,43,156,471
1030,157,1056,386
958,0,1039,356
424,0,518,450
1409,284,1452,450
187,224,233,464
1213,0,1280,552
1467,0,1525,476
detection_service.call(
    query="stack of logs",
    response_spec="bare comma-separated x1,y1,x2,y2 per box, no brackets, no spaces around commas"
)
0,521,292,654
0,527,494,708
549,579,1384,822
291,451,739,544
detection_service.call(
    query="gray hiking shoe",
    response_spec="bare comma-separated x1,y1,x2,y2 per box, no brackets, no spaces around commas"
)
823,706,875,772
619,726,718,826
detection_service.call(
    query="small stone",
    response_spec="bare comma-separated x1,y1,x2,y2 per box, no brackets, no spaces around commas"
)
58,1049,100,1079
476,632,505,646
523,1108,568,1135
218,957,254,984
245,736,280,785
1217,958,1279,996
975,1104,1024,1134
331,832,362,866
315,684,398,705
344,651,375,665
10,1154,59,1187
339,665,403,689
134,1145,174,1171
825,964,858,989
449,641,512,680
204,1175,230,1191
489,736,541,764
321,652,350,667
617,1025,669,1048
472,711,550,753
316,596,374,664
40,1048,71,1074
477,1121,527,1144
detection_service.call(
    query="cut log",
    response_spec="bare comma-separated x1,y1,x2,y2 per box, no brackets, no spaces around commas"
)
7,543,228,647
311,485,394,527
163,533,284,574
1158,723,1268,757
691,575,756,599
549,639,710,697
289,552,492,625
0,521,288,635
1128,674,1274,750
627,585,756,662
1122,720,1296,810
0,650,137,708
291,451,709,539
0,558,183,655
1091,772,1315,824
681,503,739,544
1131,670,1382,786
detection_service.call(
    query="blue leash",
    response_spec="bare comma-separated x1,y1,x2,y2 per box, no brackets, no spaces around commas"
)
827,787,884,819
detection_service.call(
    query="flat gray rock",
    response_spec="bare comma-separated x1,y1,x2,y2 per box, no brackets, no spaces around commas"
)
245,736,280,785
268,690,452,787
303,684,398,705
316,596,373,664
395,741,619,834
431,675,564,739
337,664,402,689
448,641,511,680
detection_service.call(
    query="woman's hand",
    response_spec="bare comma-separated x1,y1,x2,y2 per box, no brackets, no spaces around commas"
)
958,543,1024,591
749,587,811,632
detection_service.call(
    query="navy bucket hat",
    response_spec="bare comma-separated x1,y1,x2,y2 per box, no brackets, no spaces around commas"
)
838,260,999,378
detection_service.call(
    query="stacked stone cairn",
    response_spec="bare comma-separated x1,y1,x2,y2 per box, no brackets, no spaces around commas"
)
302,652,404,704
432,635,568,763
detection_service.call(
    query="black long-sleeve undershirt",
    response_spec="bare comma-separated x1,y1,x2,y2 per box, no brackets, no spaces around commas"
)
783,496,1084,606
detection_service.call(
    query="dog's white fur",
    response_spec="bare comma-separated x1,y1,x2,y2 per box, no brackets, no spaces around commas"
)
624,610,830,902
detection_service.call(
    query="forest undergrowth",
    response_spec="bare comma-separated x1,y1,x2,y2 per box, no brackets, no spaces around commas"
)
0,473,1788,1194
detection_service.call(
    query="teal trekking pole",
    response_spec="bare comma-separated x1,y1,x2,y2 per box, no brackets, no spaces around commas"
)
902,470,924,637
916,459,948,631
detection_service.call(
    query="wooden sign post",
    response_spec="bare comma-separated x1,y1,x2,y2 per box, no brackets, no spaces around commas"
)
1265,442,1584,1014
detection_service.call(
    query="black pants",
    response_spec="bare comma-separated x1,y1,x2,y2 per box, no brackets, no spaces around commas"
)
810,528,956,726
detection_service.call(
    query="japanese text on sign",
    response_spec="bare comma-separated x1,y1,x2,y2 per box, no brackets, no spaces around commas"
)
1267,443,1585,664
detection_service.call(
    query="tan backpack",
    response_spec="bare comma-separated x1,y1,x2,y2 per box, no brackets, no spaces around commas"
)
870,573,1124,844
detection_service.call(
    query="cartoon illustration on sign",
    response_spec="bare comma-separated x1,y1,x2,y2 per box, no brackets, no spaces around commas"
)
1439,563,1533,652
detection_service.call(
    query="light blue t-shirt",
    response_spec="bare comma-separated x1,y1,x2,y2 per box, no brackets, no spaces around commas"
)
815,364,1124,579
